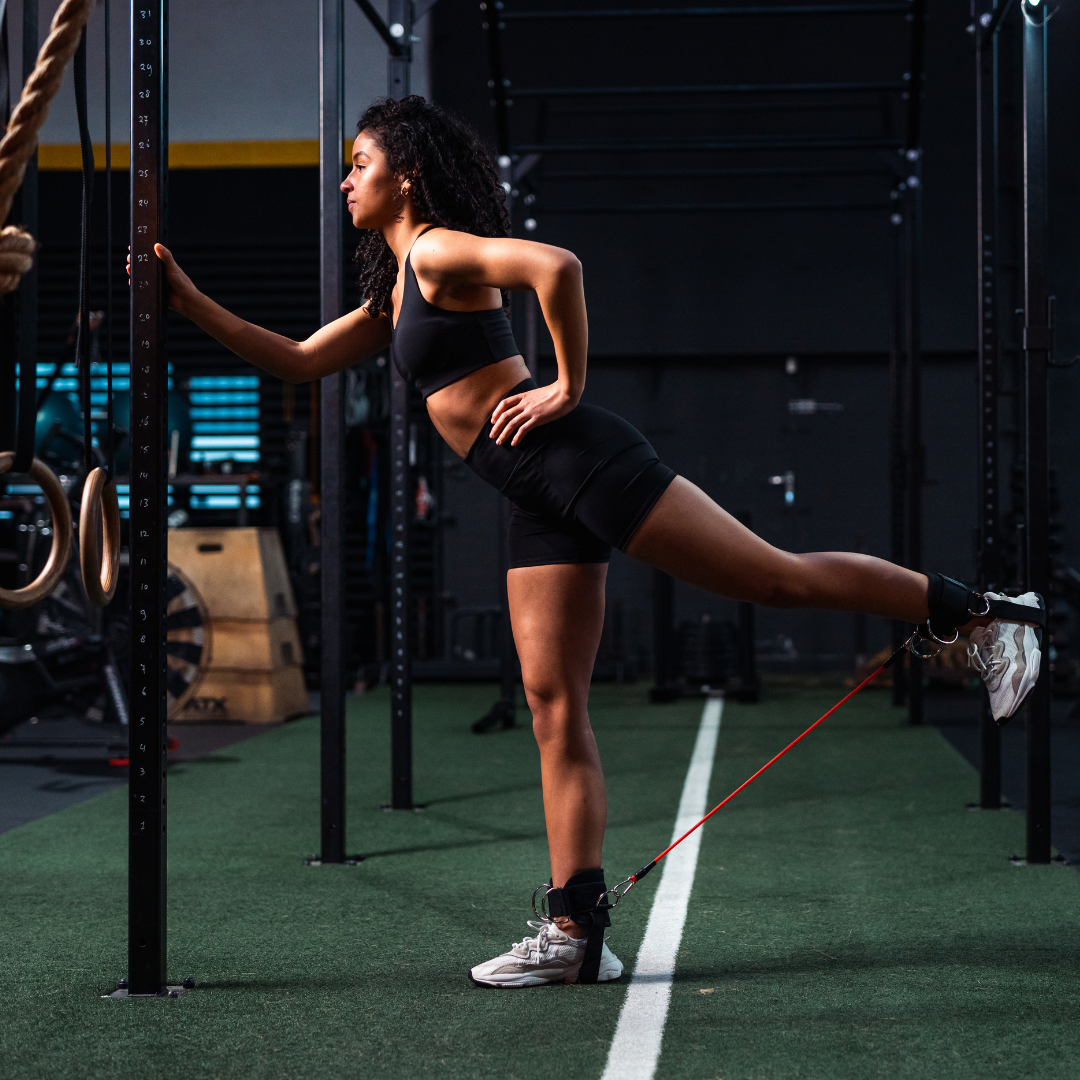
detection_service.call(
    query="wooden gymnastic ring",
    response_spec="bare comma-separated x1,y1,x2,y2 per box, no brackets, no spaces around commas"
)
0,452,74,610
79,466,121,607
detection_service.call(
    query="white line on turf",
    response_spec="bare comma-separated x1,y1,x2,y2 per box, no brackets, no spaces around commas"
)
600,696,723,1080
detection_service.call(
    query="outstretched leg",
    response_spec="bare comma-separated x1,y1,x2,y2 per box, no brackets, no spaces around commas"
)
626,477,940,624
507,561,607,932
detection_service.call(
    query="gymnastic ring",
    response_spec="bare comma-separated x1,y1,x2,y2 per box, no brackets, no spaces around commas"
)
0,452,74,610
79,466,121,607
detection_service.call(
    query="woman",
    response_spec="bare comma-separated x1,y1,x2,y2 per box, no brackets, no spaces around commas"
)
146,96,1040,988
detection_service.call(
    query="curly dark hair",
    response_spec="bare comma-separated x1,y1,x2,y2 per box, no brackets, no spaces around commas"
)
353,96,510,319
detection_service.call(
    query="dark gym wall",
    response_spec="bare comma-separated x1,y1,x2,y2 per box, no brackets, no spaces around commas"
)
431,0,1080,669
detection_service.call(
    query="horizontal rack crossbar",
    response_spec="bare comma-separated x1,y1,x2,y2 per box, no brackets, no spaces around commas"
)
515,137,902,153
537,201,892,213
501,4,911,20
542,165,892,179
511,81,907,97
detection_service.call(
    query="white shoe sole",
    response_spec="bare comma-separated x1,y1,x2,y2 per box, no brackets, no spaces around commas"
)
468,957,624,989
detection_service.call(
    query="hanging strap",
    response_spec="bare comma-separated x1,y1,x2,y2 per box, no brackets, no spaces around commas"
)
73,26,93,472
0,2,14,455
0,2,37,473
104,0,113,479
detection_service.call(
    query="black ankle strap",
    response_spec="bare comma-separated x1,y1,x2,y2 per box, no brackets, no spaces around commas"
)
926,573,1045,640
545,868,611,984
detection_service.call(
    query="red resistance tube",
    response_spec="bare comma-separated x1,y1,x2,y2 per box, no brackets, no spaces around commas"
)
625,645,905,887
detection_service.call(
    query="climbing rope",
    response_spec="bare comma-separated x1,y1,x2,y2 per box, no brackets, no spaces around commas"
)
0,0,94,293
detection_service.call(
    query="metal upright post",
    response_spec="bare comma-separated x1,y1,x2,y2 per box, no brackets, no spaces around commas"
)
1020,0,1051,864
389,364,415,805
388,0,412,98
975,0,1003,809
888,205,907,709
650,570,679,703
127,0,170,996
317,0,348,863
902,0,927,726
387,0,416,802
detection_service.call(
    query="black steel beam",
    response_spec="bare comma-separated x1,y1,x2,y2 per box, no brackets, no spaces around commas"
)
353,0,404,55
318,0,347,864
650,570,679,702
128,0,169,997
975,2,1003,807
503,5,910,19
387,0,412,99
482,1,511,155
901,0,927,727
1021,0,1051,864
389,365,414,807
888,204,907,708
544,166,890,180
537,201,890,214
983,0,1015,37
388,0,415,807
515,137,900,153
512,81,906,98
905,0,928,153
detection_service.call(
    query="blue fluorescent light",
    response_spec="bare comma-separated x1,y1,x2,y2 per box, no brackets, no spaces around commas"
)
191,435,260,449
188,376,259,390
189,450,260,463
190,495,262,510
189,406,259,419
189,484,260,495
189,391,259,405
192,422,259,434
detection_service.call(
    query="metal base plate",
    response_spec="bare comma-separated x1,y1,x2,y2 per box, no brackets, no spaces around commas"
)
104,983,191,999
1009,854,1067,867
304,855,364,866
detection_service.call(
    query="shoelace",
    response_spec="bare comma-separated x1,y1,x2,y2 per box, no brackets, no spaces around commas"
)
968,638,1006,678
510,920,564,960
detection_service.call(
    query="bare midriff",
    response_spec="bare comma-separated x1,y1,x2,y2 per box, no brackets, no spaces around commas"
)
424,353,532,458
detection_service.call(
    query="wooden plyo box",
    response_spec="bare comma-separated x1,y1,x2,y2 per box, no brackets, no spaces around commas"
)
168,527,311,724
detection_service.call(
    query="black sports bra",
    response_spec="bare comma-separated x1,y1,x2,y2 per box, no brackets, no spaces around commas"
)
388,226,520,399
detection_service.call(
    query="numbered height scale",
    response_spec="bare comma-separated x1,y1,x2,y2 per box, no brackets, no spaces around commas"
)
128,0,170,997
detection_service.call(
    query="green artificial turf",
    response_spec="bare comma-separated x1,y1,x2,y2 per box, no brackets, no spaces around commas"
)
0,682,1077,1080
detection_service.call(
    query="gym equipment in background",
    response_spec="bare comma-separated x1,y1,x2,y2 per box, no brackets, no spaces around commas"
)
167,528,307,724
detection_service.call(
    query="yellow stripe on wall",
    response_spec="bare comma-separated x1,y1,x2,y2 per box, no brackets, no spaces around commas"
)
38,140,355,170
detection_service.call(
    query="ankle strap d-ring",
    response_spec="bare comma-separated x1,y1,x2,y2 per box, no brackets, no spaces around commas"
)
0,452,74,610
79,466,121,607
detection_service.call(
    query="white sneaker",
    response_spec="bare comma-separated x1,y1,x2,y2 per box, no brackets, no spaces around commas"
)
468,920,624,988
967,591,1042,723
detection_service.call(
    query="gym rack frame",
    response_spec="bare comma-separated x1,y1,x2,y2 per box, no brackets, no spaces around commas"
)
125,0,179,997
481,0,928,717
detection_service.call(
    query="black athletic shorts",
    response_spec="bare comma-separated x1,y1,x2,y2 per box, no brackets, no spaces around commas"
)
464,379,677,569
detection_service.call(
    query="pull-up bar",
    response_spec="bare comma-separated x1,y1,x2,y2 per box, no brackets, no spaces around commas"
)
514,136,902,153
511,81,908,98
500,4,911,20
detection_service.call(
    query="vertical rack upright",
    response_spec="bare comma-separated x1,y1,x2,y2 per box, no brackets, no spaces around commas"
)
974,0,1006,809
317,0,348,863
128,0,170,996
387,0,415,807
1020,0,1051,865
